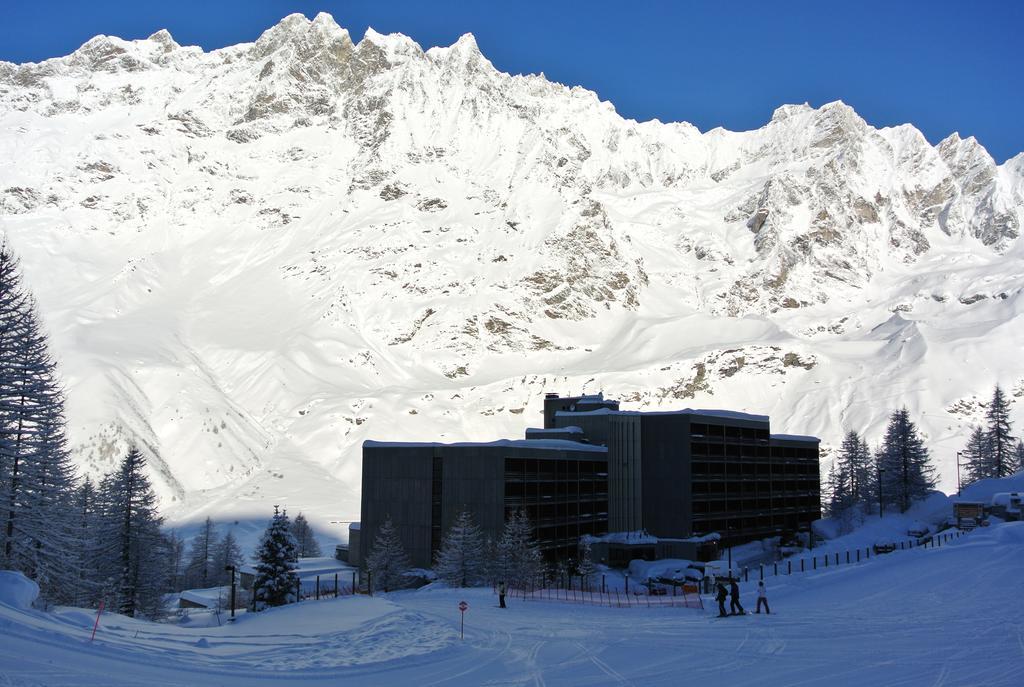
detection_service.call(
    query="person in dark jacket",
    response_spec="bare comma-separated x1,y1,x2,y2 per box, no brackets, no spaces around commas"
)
498,580,507,608
715,581,729,617
729,578,745,615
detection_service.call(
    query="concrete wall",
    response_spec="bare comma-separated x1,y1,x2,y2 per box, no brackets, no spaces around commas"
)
608,414,642,532
639,414,693,538
359,445,434,570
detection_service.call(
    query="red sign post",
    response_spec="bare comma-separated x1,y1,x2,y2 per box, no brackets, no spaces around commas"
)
458,600,468,639
90,598,105,642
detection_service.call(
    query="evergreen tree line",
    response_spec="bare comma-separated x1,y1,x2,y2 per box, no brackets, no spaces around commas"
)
826,407,937,522
1,240,175,617
958,385,1024,484
826,388,1024,523
167,516,244,592
365,509,597,593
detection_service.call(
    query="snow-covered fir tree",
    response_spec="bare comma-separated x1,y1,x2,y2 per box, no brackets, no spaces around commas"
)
836,430,873,508
495,510,543,591
577,540,596,591
0,239,79,604
1016,440,1024,473
365,517,410,593
252,507,299,609
433,509,486,588
984,385,1016,478
185,517,218,589
95,446,168,618
824,462,846,518
876,408,937,513
291,513,321,558
212,530,243,586
960,426,990,486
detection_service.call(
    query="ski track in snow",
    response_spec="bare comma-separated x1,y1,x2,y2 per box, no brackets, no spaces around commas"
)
1,522,1023,685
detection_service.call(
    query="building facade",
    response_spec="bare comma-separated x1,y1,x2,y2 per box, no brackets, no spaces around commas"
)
359,392,820,570
359,439,608,569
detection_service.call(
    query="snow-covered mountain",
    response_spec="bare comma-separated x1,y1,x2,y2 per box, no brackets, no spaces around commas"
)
2,13,1023,536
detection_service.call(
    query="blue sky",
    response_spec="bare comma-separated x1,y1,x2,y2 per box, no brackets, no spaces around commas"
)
3,0,1022,161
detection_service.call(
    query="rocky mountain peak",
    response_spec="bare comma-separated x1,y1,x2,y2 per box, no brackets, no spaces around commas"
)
146,29,180,53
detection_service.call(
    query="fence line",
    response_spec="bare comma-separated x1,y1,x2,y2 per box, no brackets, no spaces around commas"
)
513,583,704,610
718,529,967,587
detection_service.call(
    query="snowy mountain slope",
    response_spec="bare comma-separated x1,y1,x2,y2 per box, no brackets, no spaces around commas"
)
2,13,1024,536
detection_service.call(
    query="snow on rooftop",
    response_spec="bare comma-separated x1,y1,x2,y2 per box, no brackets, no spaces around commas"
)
770,433,821,443
178,587,228,607
363,439,607,453
240,557,354,578
555,407,770,423
525,426,583,433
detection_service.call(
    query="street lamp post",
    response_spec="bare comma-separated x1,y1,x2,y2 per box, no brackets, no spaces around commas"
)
224,565,237,620
956,452,962,496
877,466,886,519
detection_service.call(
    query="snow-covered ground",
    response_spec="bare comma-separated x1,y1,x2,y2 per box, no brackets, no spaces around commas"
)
2,520,1022,686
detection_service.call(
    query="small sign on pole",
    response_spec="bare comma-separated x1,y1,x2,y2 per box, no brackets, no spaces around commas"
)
458,600,468,639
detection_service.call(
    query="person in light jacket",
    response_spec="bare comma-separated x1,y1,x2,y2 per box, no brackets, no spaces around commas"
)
755,580,770,614
498,580,507,608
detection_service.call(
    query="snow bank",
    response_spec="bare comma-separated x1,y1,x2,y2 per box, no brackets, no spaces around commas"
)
627,559,698,582
958,470,1024,503
0,571,39,610
992,520,1024,545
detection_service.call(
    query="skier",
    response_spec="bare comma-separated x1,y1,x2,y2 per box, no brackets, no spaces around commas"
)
729,578,745,615
715,581,729,617
498,580,507,609
755,580,770,614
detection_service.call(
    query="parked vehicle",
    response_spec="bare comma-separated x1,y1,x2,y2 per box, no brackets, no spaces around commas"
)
873,540,896,554
907,523,929,538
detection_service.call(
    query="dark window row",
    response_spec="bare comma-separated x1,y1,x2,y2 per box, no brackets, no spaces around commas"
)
690,423,770,442
691,461,818,476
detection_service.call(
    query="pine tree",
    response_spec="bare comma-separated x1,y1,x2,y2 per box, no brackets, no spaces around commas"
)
96,446,167,618
823,462,845,517
985,385,1016,478
577,540,596,591
1015,440,1024,473
212,530,243,586
960,426,990,486
433,509,486,588
0,240,79,604
71,477,103,605
877,408,937,513
291,513,321,558
185,517,219,589
365,517,410,593
835,430,873,508
252,507,299,609
495,510,543,591
166,530,187,593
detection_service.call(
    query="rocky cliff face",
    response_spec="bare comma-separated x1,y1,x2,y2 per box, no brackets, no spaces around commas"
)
2,13,1023,530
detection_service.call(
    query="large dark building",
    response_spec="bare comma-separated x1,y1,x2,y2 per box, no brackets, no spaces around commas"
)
359,439,608,569
359,392,820,570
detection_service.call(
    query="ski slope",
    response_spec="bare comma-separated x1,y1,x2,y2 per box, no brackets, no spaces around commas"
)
1,521,1021,686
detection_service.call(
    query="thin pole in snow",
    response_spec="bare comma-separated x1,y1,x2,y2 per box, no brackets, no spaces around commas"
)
90,599,104,642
